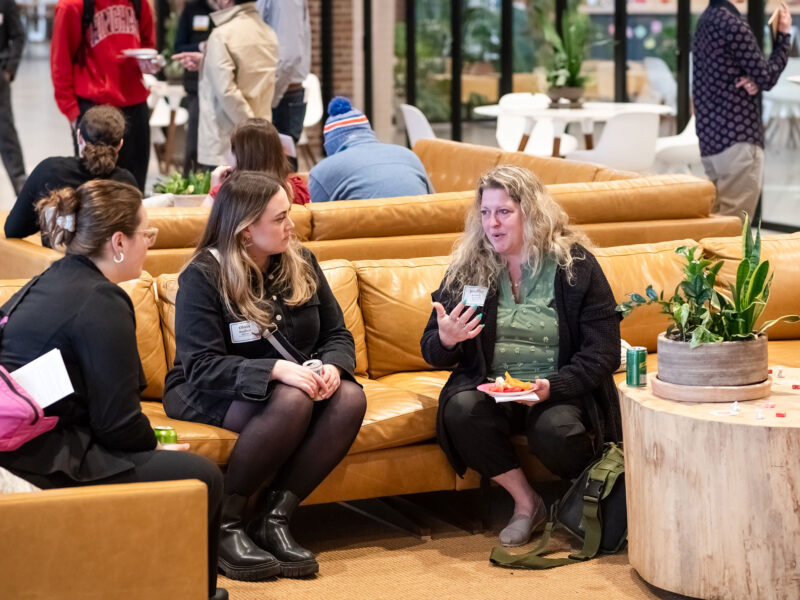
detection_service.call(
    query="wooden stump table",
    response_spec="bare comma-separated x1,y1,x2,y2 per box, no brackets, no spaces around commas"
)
619,374,800,600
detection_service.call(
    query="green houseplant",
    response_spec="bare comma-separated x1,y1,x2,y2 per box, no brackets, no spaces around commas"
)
618,216,799,387
153,171,211,196
540,4,589,104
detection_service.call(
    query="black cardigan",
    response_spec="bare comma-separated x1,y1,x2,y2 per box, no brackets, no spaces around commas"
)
420,245,622,476
163,249,356,427
0,255,156,482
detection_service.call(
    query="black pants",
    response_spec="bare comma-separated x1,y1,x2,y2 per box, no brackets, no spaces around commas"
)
15,450,223,597
443,390,595,480
182,92,200,176
271,88,306,172
74,98,150,192
0,74,26,194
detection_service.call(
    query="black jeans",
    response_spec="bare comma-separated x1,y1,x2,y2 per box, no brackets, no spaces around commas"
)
15,450,223,597
182,92,200,176
0,73,26,193
271,88,306,172
443,390,595,480
74,98,150,192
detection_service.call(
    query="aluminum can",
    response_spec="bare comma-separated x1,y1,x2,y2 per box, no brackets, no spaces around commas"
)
154,426,178,444
626,347,648,387
302,359,324,376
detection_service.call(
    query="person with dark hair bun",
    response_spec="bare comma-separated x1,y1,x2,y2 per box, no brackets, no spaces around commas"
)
4,105,137,245
0,179,227,600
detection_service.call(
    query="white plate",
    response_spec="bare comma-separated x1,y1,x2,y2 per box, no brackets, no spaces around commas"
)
122,48,158,59
477,383,531,398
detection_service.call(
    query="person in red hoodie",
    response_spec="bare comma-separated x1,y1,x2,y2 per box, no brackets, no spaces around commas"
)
50,0,157,191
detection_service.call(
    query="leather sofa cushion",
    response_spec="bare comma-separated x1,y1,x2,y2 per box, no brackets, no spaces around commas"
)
318,260,368,376
354,257,450,378
0,278,28,305
146,207,209,249
120,273,168,399
377,370,451,400
595,240,698,352
305,234,460,263
700,233,800,341
414,139,501,193
155,260,370,376
289,204,312,241
497,151,605,184
579,216,740,248
143,248,195,278
308,192,472,241
549,175,714,224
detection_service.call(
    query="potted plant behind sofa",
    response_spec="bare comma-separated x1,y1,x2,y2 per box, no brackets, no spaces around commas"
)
152,171,211,207
540,4,589,106
617,216,799,390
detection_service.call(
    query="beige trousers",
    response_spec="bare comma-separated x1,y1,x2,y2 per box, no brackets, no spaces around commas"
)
701,142,765,222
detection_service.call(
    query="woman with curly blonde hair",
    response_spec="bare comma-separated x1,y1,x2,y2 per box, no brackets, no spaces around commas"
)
421,165,622,548
163,171,365,581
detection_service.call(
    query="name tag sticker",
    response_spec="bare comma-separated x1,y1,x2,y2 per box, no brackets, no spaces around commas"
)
229,320,260,344
462,285,489,306
192,15,210,30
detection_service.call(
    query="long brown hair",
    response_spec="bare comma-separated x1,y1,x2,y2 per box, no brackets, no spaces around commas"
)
230,118,291,181
36,179,142,255
79,105,126,177
443,165,590,293
193,171,316,328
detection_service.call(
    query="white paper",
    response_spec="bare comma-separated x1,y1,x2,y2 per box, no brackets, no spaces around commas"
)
279,133,297,158
493,392,541,404
462,285,489,306
10,349,74,409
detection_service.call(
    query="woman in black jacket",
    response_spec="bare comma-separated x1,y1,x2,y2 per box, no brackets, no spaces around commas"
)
420,165,621,548
0,180,227,600
163,171,366,580
3,105,137,243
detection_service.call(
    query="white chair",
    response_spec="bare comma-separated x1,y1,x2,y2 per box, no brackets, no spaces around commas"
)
763,58,800,148
643,57,677,112
400,103,436,148
566,112,660,172
496,92,578,156
654,115,702,174
297,73,323,166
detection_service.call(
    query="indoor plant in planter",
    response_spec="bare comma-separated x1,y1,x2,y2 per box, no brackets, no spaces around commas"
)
540,5,589,106
618,217,799,389
151,171,211,207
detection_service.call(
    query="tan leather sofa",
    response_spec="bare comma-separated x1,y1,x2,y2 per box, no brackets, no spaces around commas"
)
2,234,799,595
0,169,740,279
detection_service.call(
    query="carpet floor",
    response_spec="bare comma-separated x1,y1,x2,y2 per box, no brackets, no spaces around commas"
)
220,493,693,600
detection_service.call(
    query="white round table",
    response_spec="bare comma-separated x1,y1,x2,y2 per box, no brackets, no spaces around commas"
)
789,75,800,85
480,100,673,156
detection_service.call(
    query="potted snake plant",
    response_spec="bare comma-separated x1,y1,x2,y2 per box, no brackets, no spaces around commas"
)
617,216,799,387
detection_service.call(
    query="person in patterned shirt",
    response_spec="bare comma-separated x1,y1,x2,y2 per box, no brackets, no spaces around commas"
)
692,0,792,221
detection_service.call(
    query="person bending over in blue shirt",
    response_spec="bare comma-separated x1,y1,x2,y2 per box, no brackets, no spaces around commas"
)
308,97,434,203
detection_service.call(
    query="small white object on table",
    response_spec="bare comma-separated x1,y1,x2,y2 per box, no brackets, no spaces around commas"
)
788,75,800,85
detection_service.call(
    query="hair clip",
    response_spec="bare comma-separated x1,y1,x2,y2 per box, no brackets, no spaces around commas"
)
56,214,76,232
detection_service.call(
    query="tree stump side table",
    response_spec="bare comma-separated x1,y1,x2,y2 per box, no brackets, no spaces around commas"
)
619,378,800,600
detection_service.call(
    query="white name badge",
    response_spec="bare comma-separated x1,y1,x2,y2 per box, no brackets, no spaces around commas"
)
229,320,260,343
0,14,4,25
192,15,210,30
462,285,489,306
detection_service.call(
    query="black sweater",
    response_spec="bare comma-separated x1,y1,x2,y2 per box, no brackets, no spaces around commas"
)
163,249,356,427
0,255,156,482
4,156,137,243
420,245,622,476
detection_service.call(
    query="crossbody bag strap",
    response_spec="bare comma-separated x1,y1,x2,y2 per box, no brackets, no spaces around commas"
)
260,323,309,364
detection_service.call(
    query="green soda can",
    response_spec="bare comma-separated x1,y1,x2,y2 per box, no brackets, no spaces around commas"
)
154,426,178,444
626,347,648,387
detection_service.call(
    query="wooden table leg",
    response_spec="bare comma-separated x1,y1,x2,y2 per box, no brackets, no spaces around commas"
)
551,118,566,157
517,117,534,152
581,118,594,150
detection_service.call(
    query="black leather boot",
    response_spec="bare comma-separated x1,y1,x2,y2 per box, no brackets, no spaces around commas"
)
218,494,281,581
247,490,319,577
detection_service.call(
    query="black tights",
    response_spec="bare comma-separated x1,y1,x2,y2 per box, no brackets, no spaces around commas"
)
222,380,366,499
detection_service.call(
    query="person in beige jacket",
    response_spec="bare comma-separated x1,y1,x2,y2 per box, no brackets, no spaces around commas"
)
192,0,279,168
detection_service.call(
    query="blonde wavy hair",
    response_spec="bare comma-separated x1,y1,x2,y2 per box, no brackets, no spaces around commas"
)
442,165,590,293
192,171,317,328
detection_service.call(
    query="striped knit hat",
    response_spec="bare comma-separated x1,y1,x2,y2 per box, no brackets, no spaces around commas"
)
323,97,374,155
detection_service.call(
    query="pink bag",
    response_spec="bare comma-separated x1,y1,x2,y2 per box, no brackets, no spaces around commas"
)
0,366,59,451
0,277,60,451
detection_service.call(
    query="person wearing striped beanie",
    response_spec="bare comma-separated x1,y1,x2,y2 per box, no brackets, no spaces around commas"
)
309,96,433,203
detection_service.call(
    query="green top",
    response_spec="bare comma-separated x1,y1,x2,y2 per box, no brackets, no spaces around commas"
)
488,258,559,382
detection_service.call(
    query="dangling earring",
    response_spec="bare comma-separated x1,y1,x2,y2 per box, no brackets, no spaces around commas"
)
113,252,125,264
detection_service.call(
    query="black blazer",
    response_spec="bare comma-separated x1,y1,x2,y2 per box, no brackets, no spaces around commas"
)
420,245,622,476
0,255,156,482
163,249,356,427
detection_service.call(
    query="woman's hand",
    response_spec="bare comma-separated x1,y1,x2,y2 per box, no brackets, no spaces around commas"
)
735,76,759,96
210,165,233,189
515,378,550,406
172,51,204,72
157,442,190,451
271,359,324,399
318,364,342,400
432,301,483,350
